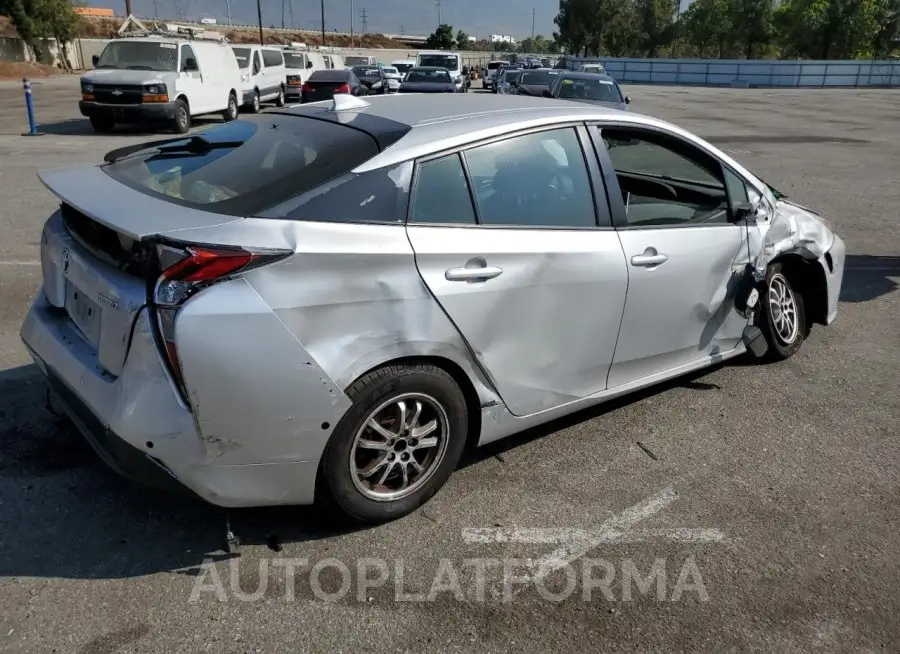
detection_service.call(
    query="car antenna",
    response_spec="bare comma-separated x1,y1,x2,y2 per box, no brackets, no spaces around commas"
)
330,95,370,112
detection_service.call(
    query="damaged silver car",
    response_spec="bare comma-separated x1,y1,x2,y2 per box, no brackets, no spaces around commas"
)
20,94,846,524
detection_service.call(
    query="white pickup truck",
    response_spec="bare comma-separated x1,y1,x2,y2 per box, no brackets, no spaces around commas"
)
483,60,506,91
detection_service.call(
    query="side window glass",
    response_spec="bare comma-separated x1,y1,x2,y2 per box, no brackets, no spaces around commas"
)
464,127,596,228
181,45,197,71
602,129,729,227
410,154,476,225
253,51,262,75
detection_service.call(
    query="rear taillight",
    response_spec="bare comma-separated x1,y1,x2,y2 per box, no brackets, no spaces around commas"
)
301,83,313,92
334,83,351,94
151,241,291,405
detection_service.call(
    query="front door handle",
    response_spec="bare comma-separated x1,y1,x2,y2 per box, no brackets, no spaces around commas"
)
445,265,504,282
631,248,668,268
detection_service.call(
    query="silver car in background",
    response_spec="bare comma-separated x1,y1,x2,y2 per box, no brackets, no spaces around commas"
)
21,94,845,524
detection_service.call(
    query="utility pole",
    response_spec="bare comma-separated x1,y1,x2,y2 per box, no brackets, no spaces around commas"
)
256,0,264,45
225,0,232,26
125,0,132,16
321,0,326,47
671,0,680,58
360,8,368,35
152,0,160,20
531,8,535,45
350,0,354,48
435,0,441,26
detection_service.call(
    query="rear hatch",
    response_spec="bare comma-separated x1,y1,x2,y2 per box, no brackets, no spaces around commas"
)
37,112,403,379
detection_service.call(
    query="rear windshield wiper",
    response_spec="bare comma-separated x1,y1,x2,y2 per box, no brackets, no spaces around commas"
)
103,135,245,164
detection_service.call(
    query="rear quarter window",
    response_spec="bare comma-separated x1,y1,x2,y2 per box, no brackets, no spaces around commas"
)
102,116,380,217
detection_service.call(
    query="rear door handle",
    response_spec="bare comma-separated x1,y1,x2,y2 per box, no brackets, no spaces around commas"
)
445,266,504,282
631,248,668,268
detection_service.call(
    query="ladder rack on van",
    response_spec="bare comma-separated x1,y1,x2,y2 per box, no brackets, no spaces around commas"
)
117,24,228,42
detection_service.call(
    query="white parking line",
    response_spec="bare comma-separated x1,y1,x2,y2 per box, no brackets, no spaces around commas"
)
0,260,41,266
464,487,728,588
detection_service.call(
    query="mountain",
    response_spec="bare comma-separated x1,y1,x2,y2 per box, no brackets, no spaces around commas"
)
87,0,562,39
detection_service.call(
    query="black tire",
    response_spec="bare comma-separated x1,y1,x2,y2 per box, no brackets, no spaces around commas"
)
318,364,468,524
275,87,285,107
249,90,261,113
172,99,190,134
89,116,115,133
758,262,807,361
222,92,238,121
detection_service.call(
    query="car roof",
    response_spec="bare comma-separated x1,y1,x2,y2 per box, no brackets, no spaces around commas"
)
277,94,664,173
411,66,450,71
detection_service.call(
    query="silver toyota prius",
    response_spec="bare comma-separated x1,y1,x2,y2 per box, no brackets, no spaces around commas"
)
21,94,846,524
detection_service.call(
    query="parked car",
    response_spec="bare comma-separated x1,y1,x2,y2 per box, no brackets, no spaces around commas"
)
580,63,607,75
391,59,417,75
231,45,287,112
496,67,523,94
380,66,403,92
483,60,506,91
22,94,845,525
80,29,242,134
345,55,377,67
416,51,465,92
398,67,457,93
300,69,367,102
514,68,559,97
546,72,630,111
351,65,389,95
282,46,343,103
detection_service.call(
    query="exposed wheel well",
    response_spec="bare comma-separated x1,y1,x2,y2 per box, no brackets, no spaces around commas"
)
770,253,828,326
175,94,189,109
352,356,483,453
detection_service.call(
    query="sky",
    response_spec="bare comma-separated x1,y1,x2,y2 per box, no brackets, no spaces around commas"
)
87,0,564,39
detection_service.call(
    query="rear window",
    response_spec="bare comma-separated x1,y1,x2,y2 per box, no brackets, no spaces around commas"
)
488,62,503,70
407,69,450,83
521,70,555,85
308,69,350,82
262,49,284,67
352,66,380,77
103,116,379,217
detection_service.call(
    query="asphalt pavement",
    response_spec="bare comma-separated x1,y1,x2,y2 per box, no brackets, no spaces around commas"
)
0,76,898,653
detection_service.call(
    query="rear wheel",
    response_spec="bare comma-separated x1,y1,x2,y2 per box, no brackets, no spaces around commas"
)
172,99,190,134
759,263,807,360
274,87,285,107
89,116,115,133
250,90,261,113
318,364,468,524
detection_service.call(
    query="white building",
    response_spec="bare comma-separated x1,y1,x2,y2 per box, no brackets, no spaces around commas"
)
490,34,517,44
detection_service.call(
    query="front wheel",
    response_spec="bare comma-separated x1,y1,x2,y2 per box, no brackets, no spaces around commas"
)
171,99,190,134
318,364,468,524
249,90,261,114
221,92,238,122
758,263,807,360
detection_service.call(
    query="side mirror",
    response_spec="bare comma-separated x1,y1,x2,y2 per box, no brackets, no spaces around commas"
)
183,57,198,72
542,89,553,98
625,95,631,104
91,54,99,67
306,61,313,69
733,197,761,222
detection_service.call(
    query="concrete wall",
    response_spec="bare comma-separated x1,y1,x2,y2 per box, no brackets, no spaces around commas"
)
0,36,81,69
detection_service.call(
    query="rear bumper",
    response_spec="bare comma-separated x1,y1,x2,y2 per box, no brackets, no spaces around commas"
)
20,289,350,508
285,84,302,99
823,234,846,325
79,100,177,123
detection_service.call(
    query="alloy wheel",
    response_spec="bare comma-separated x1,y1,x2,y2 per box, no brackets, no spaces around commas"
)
350,393,450,502
768,273,799,345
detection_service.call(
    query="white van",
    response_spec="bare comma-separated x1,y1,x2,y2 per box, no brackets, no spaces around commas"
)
391,59,416,76
416,51,465,92
281,46,344,102
344,54,376,67
483,60,507,91
231,45,287,112
580,63,607,75
80,27,242,134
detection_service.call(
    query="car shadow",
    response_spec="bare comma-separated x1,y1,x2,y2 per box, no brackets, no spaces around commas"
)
35,116,224,137
0,363,366,581
840,254,899,303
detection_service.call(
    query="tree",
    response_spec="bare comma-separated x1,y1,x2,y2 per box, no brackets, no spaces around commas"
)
455,29,470,49
635,0,677,56
425,23,455,49
682,0,734,57
0,0,82,65
728,0,775,58
775,0,883,59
